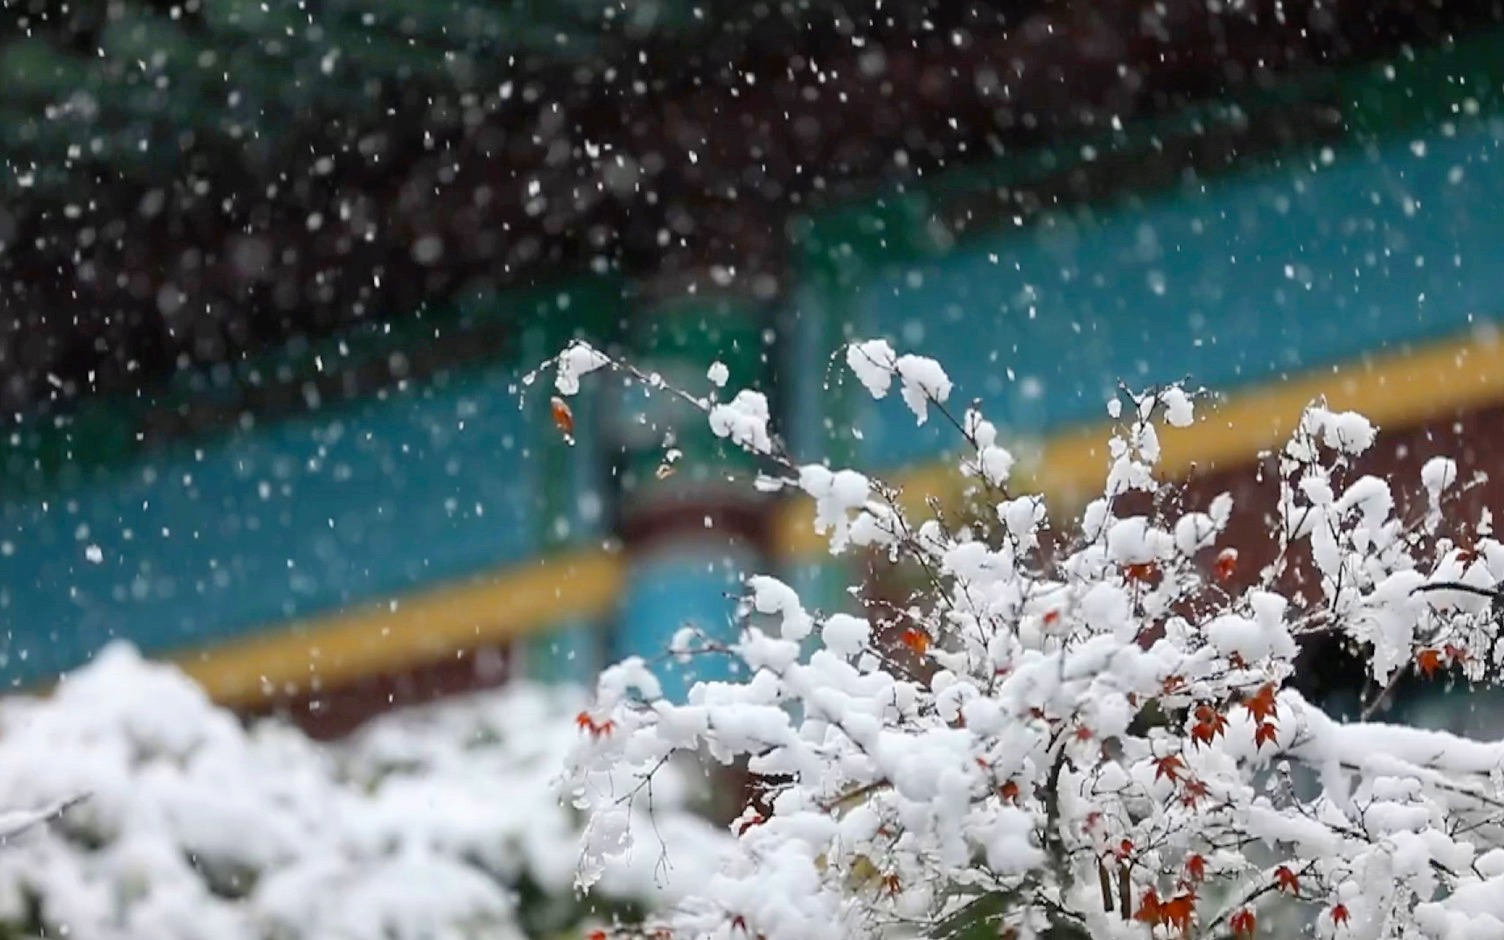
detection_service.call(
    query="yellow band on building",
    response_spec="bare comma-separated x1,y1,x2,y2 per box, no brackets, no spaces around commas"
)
182,328,1504,706
176,550,623,706
776,328,1504,555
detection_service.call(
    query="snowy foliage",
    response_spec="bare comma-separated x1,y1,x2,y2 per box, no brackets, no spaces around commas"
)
552,338,1504,940
0,645,726,940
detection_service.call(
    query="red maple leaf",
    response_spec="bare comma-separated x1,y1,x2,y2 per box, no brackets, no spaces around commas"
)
1191,704,1229,746
1254,722,1279,750
587,931,609,940
1114,838,1134,860
1243,683,1279,723
999,781,1021,803
1181,777,1210,808
1184,854,1207,883
1160,893,1197,935
735,812,767,836
1214,547,1239,583
574,711,613,739
1124,561,1160,584
1229,908,1257,939
1133,889,1163,925
1042,609,1062,627
1444,643,1471,664
1416,648,1443,678
1331,903,1350,928
1274,865,1300,895
900,628,931,656
1154,754,1186,784
550,396,576,437
1075,724,1093,742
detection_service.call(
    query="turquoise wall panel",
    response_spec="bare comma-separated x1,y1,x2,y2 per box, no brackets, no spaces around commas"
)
0,366,538,688
614,544,759,704
853,119,1504,467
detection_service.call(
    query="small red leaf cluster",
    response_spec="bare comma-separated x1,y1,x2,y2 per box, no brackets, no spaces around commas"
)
1154,754,1185,785
900,627,931,656
1213,547,1239,584
1243,683,1279,751
1417,644,1470,678
1183,854,1206,885
1190,704,1228,747
1123,561,1160,584
1180,777,1210,808
551,396,576,438
1135,888,1196,936
1274,865,1300,895
575,711,616,738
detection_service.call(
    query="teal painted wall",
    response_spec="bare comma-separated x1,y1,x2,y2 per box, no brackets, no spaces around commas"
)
0,282,623,690
849,117,1504,468
0,366,539,688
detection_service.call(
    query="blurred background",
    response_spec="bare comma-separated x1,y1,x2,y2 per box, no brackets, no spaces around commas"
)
5,0,1504,738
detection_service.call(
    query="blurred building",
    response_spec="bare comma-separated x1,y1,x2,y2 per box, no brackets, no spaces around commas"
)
4,0,1504,734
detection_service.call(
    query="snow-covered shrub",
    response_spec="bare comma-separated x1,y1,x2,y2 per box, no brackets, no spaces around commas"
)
552,338,1504,940
0,644,727,940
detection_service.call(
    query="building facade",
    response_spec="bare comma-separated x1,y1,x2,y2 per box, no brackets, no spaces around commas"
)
4,25,1504,734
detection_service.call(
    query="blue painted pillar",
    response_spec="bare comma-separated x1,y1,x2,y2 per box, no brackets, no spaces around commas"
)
518,286,619,686
775,278,863,622
610,292,773,702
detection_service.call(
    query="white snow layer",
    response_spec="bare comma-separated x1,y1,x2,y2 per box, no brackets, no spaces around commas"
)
0,644,727,940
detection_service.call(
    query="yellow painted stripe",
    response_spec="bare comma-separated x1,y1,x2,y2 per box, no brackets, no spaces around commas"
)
179,328,1504,706
774,329,1504,556
175,551,622,706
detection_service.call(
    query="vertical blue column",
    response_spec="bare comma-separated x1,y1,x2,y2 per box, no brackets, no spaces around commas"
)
618,541,763,702
518,285,619,686
774,261,867,624
609,291,772,702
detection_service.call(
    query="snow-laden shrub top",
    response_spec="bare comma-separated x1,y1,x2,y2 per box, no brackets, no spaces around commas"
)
0,644,727,940
550,338,1504,940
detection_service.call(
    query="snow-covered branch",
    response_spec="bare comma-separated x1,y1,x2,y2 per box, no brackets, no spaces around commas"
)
552,338,1504,940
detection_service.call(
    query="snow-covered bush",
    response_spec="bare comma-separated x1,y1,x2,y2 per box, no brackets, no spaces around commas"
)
0,644,727,940
552,338,1504,940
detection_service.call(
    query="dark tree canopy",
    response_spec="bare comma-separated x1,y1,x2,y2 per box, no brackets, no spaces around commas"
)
3,0,1500,416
